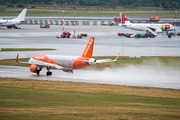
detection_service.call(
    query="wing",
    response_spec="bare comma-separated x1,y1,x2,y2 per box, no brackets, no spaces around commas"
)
96,53,120,64
77,53,120,65
35,62,72,71
16,54,72,71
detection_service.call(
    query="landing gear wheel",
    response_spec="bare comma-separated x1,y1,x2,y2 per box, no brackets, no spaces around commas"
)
49,71,52,75
46,67,52,76
46,71,52,76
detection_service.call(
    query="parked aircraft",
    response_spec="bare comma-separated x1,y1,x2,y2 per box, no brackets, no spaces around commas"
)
16,37,119,76
118,12,175,36
0,8,27,29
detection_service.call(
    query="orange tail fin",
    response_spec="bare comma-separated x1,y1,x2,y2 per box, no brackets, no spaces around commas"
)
82,37,94,58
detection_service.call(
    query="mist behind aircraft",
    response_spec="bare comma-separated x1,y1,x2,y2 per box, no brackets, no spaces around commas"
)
58,60,180,89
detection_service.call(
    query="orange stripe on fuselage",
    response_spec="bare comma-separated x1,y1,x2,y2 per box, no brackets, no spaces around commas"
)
72,57,90,69
32,54,61,66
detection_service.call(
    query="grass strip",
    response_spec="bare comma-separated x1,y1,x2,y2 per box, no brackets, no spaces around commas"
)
0,78,180,120
0,56,180,68
0,8,179,18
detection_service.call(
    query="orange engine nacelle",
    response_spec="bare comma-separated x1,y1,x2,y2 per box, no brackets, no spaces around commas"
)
29,65,41,73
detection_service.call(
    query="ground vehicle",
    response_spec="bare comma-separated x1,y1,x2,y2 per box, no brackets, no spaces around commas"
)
56,31,71,38
77,34,82,39
114,17,120,23
7,25,19,29
60,31,71,38
118,32,126,36
80,33,88,37
40,24,50,28
149,16,160,22
134,33,155,38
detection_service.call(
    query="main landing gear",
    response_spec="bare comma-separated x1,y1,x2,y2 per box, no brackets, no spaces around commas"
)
46,71,52,76
46,67,52,76
70,70,73,73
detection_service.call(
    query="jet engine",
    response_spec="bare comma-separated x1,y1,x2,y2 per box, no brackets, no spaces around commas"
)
62,69,73,73
29,65,41,73
155,29,162,33
88,58,97,64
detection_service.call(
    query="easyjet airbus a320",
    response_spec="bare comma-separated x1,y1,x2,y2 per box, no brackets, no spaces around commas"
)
16,37,119,76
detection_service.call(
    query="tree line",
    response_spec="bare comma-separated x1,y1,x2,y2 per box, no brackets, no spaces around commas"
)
1,0,179,9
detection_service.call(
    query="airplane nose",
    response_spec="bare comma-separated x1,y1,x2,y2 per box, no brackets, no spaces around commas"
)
118,24,122,26
173,26,177,30
170,26,176,31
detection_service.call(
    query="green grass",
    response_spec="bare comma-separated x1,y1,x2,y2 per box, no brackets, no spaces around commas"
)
0,78,180,120
0,56,180,68
90,56,180,70
0,7,179,18
0,48,55,52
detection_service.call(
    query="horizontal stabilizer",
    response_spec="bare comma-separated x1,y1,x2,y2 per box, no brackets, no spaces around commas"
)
16,54,28,64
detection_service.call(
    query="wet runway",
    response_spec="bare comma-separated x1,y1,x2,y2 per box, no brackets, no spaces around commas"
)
0,25,180,89
0,65,180,89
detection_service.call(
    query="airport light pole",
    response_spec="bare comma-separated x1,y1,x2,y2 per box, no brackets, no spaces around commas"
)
62,10,64,31
74,12,76,36
174,11,177,36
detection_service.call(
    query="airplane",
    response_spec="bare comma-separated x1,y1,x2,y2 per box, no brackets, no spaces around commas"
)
118,12,175,36
0,8,27,29
16,37,119,76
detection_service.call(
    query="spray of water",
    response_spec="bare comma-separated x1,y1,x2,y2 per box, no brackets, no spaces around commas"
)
58,59,180,89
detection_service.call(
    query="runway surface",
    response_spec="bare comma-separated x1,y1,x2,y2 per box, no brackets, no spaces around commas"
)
0,25,180,89
0,65,180,89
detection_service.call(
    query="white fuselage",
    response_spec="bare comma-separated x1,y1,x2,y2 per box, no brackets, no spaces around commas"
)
28,55,78,69
121,23,175,33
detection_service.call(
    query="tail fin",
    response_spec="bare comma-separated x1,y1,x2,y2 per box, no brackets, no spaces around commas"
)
82,37,94,58
120,12,131,25
14,8,27,21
